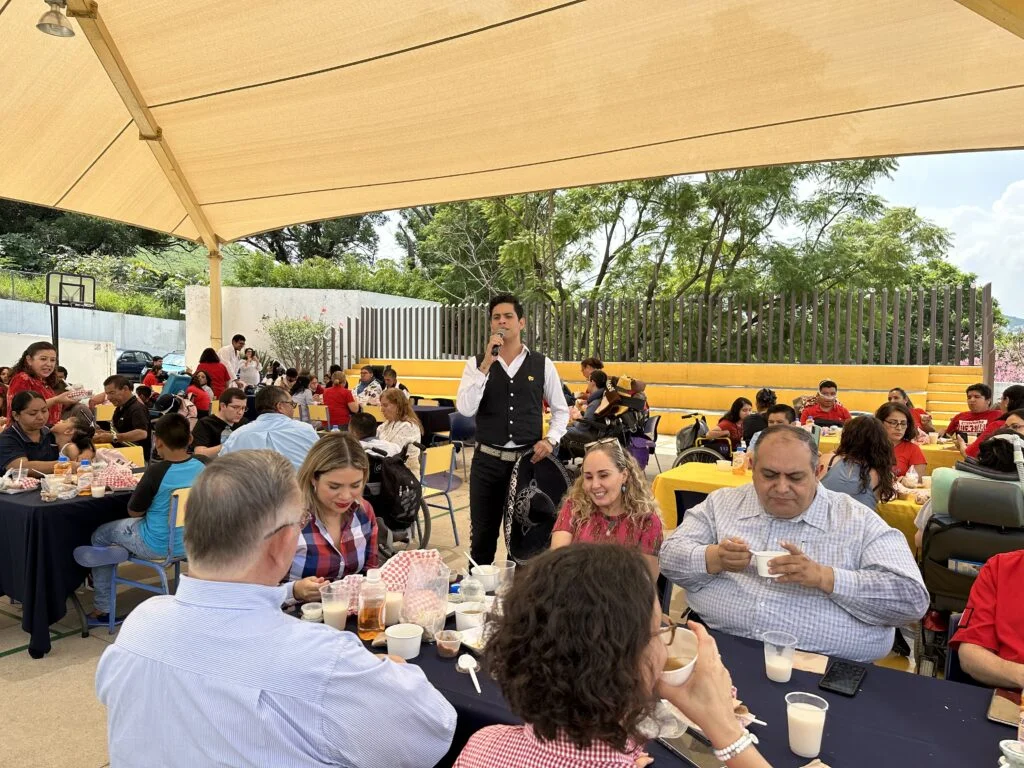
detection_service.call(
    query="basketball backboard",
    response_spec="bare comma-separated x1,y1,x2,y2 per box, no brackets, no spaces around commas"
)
45,272,96,308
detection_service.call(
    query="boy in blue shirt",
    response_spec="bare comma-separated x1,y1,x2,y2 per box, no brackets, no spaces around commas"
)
88,413,208,623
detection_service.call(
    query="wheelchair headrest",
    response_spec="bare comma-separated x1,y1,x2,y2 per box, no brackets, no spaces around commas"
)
948,476,1024,528
954,459,1020,482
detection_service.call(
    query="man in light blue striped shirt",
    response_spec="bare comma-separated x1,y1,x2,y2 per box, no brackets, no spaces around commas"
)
660,425,929,663
96,450,456,767
220,386,318,470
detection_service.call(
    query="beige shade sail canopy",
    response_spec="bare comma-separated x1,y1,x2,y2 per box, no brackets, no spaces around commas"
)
1,0,1023,345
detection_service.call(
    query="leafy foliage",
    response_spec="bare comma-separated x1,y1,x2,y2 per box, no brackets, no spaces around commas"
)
260,310,331,370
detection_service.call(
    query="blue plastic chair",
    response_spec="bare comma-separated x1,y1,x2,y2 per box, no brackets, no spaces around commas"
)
161,373,191,397
430,412,476,481
74,488,190,634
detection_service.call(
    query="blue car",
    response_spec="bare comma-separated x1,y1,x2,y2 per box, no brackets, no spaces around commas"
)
161,351,187,376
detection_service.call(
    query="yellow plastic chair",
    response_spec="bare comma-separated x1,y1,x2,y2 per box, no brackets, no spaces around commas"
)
363,405,384,422
172,487,189,527
211,401,220,415
420,443,460,544
95,403,115,421
416,399,440,407
308,404,329,423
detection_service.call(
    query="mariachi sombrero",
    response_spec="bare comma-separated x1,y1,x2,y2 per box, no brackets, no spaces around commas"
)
503,454,576,565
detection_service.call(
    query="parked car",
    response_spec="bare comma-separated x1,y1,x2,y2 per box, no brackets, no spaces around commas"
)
161,351,188,376
115,349,154,382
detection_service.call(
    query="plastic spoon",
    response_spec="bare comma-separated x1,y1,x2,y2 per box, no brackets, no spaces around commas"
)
465,551,480,569
458,654,481,694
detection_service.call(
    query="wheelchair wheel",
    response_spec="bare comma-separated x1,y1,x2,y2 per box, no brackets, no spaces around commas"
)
672,447,726,468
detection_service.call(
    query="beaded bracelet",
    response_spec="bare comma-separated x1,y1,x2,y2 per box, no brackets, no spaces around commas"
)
713,730,757,761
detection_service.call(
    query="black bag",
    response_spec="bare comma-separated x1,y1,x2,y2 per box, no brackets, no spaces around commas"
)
366,446,422,530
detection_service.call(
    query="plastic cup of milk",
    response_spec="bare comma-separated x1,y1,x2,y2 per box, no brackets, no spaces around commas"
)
785,691,829,758
763,630,798,683
319,581,352,630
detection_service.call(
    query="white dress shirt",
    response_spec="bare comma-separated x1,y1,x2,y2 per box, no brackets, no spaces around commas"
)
218,344,241,378
659,483,929,662
455,344,569,447
96,576,456,768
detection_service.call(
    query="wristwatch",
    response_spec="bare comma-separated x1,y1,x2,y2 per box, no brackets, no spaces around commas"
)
546,436,557,447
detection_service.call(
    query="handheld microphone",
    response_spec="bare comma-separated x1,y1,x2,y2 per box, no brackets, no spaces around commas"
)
491,329,505,357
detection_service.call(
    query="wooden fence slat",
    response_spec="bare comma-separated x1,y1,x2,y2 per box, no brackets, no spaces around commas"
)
822,292,830,364
969,287,977,365
845,290,854,364
941,286,950,365
954,287,963,366
929,288,938,365
916,289,925,365
903,291,912,365
854,291,864,364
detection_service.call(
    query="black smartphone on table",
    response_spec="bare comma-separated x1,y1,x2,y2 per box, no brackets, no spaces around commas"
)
819,658,867,697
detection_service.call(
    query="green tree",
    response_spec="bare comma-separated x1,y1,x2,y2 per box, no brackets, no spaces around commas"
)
239,214,388,264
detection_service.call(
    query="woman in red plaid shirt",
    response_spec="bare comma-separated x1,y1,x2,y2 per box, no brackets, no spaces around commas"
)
288,433,379,602
454,545,769,768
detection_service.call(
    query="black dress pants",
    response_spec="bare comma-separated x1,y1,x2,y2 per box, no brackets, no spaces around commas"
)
468,449,518,564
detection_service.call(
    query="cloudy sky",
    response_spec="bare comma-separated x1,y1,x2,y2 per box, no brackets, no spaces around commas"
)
876,150,1024,317
376,150,1024,315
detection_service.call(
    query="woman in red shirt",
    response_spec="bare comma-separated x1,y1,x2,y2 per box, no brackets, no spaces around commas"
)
876,402,926,478
550,440,663,578
186,373,212,417
705,397,752,451
6,342,77,426
194,348,231,398
887,387,934,433
322,372,357,428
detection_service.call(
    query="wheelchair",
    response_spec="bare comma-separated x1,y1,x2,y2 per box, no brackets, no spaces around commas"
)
915,466,1024,677
672,414,733,467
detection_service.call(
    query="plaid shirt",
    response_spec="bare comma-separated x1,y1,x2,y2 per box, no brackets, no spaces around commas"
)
659,483,929,663
454,725,643,768
289,499,379,582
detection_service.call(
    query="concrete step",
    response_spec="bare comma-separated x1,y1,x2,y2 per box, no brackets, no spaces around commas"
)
929,374,983,385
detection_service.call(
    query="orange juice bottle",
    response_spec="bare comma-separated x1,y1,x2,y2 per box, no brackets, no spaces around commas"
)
357,569,386,641
731,443,747,475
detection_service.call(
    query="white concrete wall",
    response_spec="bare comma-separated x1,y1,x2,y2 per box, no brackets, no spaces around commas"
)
0,298,185,354
185,286,438,367
1,332,116,389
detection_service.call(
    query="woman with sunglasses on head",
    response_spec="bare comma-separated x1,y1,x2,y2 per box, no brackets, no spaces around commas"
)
962,385,1024,459
286,432,379,603
454,545,770,768
887,387,934,433
875,402,926,479
550,440,663,579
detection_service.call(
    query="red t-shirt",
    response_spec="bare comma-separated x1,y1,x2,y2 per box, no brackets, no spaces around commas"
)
142,371,161,387
909,407,930,429
552,500,662,556
186,385,211,412
946,409,1002,437
716,418,743,449
800,402,852,425
195,362,231,398
323,386,356,427
950,550,1024,665
965,417,1006,459
892,440,926,476
6,371,60,426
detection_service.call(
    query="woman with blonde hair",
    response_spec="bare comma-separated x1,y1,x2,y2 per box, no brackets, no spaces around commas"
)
550,439,663,578
377,388,423,472
287,432,379,602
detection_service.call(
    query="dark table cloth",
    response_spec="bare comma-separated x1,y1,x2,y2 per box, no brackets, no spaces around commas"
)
376,620,1008,767
413,406,456,440
0,490,129,657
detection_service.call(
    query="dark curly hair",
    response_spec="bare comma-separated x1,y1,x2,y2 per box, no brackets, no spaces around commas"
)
875,402,919,443
483,545,657,751
834,416,897,501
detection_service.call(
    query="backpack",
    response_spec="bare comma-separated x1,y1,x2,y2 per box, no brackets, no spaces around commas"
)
153,392,198,430
365,445,423,530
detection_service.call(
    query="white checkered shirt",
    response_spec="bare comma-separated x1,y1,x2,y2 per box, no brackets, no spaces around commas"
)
659,483,929,662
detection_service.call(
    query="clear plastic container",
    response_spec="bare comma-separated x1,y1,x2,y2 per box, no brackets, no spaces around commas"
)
357,569,386,641
460,576,485,604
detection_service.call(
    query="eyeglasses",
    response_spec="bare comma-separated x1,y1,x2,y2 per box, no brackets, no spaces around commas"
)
883,419,908,429
654,618,677,646
263,509,312,539
584,437,619,452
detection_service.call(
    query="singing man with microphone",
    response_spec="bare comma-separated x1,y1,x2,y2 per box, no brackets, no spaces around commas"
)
456,293,570,565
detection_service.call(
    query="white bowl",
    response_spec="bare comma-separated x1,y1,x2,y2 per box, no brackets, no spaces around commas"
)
455,602,486,631
385,623,424,660
661,627,699,686
715,460,731,472
752,550,787,578
471,565,499,592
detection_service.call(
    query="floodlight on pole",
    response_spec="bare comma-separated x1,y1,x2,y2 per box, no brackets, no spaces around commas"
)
37,1,75,37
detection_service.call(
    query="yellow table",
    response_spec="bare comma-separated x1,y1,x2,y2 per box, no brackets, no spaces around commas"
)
818,434,960,475
651,462,919,551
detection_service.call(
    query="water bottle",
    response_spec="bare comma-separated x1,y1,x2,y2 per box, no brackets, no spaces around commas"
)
805,416,815,433
357,569,386,641
53,455,72,481
732,441,746,475
78,460,93,491
331,426,340,432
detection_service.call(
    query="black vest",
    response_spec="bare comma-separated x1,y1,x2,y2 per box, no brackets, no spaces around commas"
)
474,351,546,446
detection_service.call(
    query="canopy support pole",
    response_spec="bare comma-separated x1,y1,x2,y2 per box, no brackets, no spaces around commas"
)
955,1,1024,40
209,248,223,351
